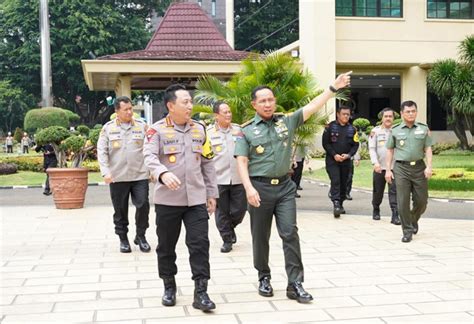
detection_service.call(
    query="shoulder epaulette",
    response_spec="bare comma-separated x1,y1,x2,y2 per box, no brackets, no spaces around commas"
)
241,119,253,128
392,122,401,128
416,122,428,127
104,120,114,126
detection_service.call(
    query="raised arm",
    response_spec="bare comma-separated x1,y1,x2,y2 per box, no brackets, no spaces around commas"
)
302,71,352,122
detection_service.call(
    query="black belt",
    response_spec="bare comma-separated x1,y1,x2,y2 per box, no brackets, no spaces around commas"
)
250,175,289,185
396,160,424,166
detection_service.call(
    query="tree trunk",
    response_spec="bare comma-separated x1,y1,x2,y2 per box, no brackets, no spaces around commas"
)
452,111,469,150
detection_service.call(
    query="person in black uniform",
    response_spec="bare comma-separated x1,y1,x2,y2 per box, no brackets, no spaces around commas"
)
322,106,359,217
34,143,58,196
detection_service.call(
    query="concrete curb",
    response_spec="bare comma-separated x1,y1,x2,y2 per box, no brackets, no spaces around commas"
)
0,182,108,190
302,178,474,204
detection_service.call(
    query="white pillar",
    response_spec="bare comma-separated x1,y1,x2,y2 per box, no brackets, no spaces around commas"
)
401,66,427,123
39,0,53,107
225,0,234,48
299,0,336,117
115,76,132,99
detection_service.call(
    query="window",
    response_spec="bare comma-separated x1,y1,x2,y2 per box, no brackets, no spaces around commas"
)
336,0,403,17
212,0,216,16
427,0,473,19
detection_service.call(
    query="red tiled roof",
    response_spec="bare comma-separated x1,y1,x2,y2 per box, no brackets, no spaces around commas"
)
99,3,257,61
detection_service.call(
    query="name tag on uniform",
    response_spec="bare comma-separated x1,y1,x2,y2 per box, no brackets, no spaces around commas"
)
414,130,424,135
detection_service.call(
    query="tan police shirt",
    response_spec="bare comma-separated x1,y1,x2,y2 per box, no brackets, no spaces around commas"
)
368,125,394,170
207,123,242,185
97,118,149,182
143,117,218,206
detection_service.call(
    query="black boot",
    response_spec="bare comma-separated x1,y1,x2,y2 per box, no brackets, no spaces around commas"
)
220,233,233,253
134,235,151,252
391,210,401,225
162,278,176,306
333,201,343,218
373,207,381,220
192,279,216,312
286,281,313,303
231,229,237,244
119,234,131,253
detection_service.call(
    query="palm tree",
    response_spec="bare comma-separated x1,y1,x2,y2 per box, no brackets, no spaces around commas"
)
194,52,346,155
428,35,474,150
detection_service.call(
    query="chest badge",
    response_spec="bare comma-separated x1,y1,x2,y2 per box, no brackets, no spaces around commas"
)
169,155,176,163
256,145,265,154
400,140,405,146
112,141,121,148
215,145,222,152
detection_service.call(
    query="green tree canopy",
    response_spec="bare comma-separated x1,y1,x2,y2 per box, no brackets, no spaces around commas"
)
234,0,298,52
428,35,474,149
0,0,156,129
0,80,35,133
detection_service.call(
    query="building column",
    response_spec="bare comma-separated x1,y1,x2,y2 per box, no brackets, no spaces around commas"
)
299,0,336,117
401,66,427,123
225,0,234,48
115,75,132,99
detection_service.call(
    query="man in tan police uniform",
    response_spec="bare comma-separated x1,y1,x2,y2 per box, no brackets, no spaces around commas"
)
97,96,151,253
143,84,218,312
207,101,247,253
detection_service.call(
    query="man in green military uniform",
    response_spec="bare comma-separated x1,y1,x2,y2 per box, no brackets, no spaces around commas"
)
385,100,433,243
235,71,352,303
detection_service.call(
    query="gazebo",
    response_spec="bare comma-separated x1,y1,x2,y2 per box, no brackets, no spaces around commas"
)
81,2,256,99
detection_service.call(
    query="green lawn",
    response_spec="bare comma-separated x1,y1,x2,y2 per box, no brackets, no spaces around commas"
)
305,153,474,200
0,171,104,186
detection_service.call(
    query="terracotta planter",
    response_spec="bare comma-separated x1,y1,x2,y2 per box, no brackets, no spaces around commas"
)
46,168,89,209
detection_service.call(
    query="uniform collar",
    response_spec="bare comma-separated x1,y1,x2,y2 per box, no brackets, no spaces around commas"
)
115,118,136,127
254,113,278,125
214,123,232,133
166,116,195,132
400,121,417,129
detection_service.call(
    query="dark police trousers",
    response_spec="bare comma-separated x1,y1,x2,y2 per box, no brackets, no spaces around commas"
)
372,170,397,210
216,184,247,242
326,159,351,202
109,179,149,236
394,161,428,236
155,204,210,280
346,160,354,196
248,177,304,283
291,158,305,189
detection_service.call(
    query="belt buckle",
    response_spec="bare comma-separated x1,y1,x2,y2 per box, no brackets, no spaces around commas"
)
270,179,279,185
410,161,416,166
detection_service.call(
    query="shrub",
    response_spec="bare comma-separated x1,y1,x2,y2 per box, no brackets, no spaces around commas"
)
24,107,69,133
76,125,90,136
0,156,43,172
432,143,458,155
353,118,371,133
0,163,17,175
93,124,103,130
63,109,81,125
309,149,326,158
35,126,96,168
13,127,23,143
358,146,370,160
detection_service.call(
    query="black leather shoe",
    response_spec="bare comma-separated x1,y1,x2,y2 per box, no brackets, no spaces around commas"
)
162,278,176,306
192,279,216,312
134,236,151,252
297,186,303,190
258,276,273,297
333,201,343,218
413,222,419,235
286,281,313,303
372,208,380,220
43,190,52,196
401,234,412,243
119,235,131,253
231,230,237,244
391,210,401,225
295,193,301,198
346,194,353,200
220,242,232,253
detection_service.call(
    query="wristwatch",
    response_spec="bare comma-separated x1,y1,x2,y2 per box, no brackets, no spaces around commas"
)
329,85,338,93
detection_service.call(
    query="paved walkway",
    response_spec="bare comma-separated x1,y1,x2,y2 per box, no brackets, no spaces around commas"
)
1,203,473,323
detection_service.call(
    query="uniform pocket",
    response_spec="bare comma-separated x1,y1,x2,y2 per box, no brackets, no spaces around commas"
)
163,144,182,155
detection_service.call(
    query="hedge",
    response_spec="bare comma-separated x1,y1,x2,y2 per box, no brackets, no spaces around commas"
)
0,156,44,172
24,107,69,133
429,168,474,191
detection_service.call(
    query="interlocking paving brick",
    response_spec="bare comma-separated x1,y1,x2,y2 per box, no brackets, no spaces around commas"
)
325,304,419,320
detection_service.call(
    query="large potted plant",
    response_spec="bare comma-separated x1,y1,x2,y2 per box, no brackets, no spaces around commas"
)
35,125,100,209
